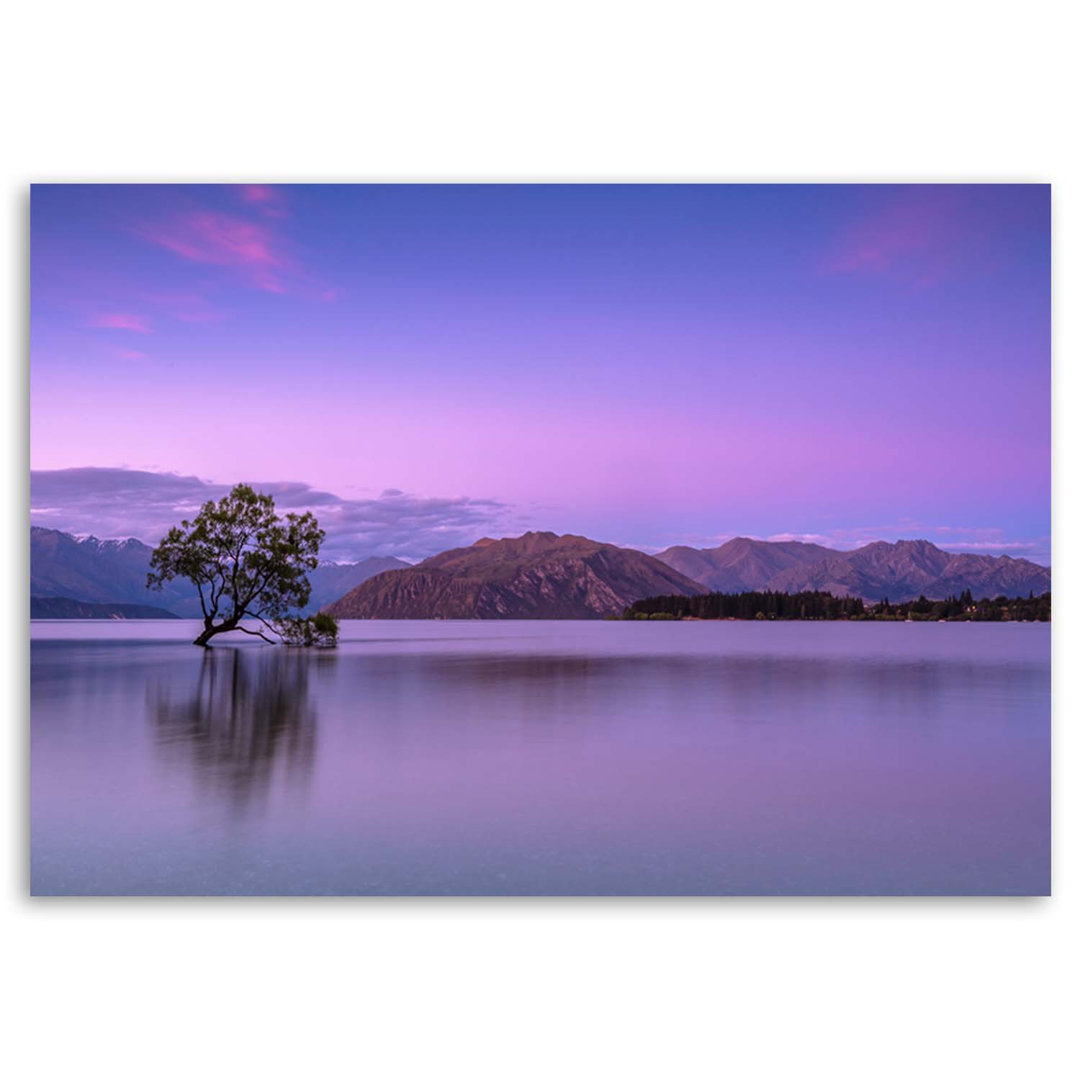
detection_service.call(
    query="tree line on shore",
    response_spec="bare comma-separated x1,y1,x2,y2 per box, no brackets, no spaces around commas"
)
622,589,1051,622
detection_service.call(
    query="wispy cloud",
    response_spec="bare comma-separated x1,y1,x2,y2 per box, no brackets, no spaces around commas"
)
136,195,337,300
137,211,287,293
30,468,518,562
113,348,148,361
237,185,288,218
765,532,834,545
90,312,152,333
821,189,962,287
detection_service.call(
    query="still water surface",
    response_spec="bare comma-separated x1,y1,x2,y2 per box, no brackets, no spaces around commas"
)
31,620,1049,895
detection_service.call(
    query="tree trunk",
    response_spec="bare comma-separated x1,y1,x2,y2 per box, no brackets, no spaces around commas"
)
193,618,236,647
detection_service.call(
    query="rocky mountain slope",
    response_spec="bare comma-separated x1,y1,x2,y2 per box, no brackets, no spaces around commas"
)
656,537,836,591
31,528,193,610
30,527,409,616
325,531,707,619
654,536,1049,602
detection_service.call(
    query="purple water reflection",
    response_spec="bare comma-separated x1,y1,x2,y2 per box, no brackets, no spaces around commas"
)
31,620,1050,895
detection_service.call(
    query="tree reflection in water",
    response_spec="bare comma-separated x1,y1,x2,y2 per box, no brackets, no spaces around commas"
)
152,648,333,815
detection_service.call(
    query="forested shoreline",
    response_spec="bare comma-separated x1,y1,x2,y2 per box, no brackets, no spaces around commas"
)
623,589,1051,622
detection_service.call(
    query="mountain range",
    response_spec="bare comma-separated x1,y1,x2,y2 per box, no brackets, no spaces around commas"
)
30,526,1050,620
655,537,836,591
325,531,706,619
653,537,1050,602
30,527,409,617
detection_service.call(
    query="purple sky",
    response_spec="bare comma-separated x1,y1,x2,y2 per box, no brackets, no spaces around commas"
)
30,184,1050,563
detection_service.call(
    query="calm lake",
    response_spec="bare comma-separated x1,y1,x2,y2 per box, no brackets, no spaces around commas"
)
30,620,1050,896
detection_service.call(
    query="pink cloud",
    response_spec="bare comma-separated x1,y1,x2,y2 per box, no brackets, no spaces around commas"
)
113,348,148,361
136,198,334,300
90,312,152,333
822,190,963,285
238,185,288,218
138,211,287,292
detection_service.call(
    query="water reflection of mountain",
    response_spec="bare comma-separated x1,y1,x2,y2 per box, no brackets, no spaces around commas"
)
152,649,333,814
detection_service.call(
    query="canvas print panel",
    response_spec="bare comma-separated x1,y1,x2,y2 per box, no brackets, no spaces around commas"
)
30,184,1050,895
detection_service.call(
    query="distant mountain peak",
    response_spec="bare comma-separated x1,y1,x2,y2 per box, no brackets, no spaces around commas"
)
325,531,705,619
654,536,1049,602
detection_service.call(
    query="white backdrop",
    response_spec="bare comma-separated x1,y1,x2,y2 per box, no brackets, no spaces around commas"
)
3,3,1075,1077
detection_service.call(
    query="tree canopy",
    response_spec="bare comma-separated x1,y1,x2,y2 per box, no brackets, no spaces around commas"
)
147,483,337,647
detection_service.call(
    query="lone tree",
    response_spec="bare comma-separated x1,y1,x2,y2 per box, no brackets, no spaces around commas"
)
147,483,337,647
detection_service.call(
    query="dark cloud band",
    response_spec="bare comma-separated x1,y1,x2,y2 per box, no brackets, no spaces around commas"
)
30,467,517,562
